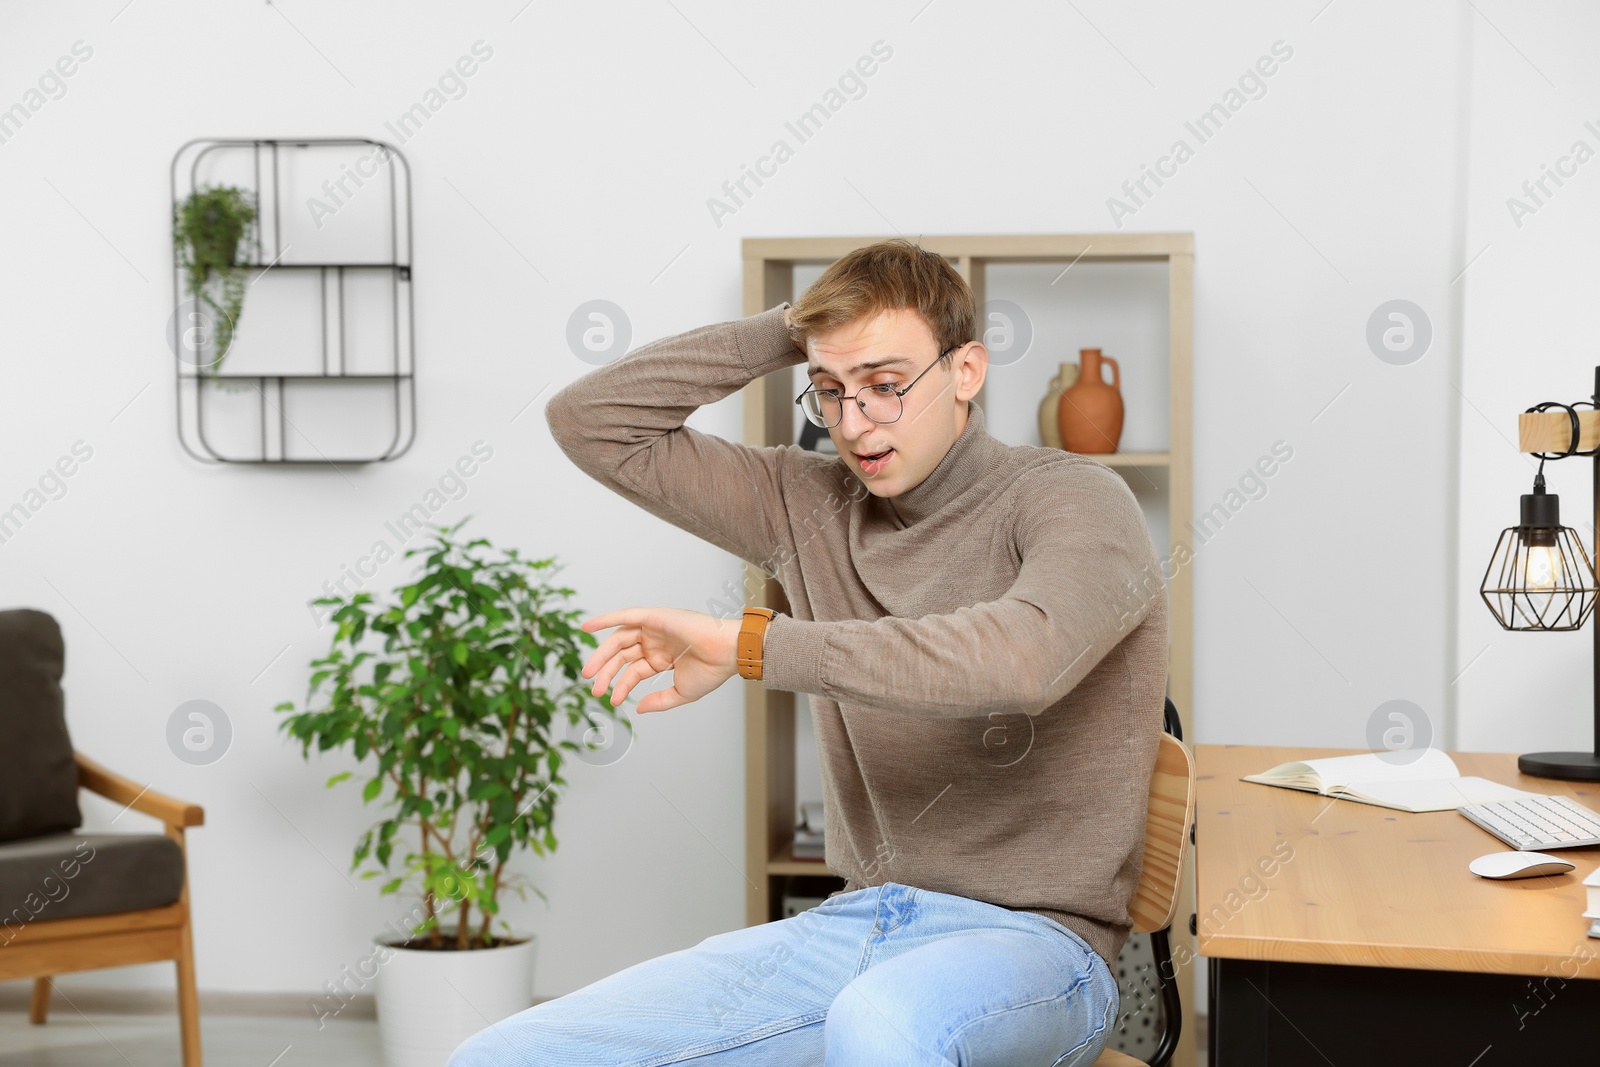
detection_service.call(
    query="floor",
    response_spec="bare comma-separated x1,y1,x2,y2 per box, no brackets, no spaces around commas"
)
0,1010,384,1066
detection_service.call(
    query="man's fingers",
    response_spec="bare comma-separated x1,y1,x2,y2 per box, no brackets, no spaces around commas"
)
611,657,659,707
581,612,639,675
591,654,627,700
637,685,687,715
589,645,643,698
582,625,641,679
582,608,646,634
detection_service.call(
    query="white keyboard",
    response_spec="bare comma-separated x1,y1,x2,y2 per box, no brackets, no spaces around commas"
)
1457,794,1600,851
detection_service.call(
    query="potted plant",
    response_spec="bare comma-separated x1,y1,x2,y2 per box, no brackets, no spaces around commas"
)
172,184,259,374
277,520,629,1067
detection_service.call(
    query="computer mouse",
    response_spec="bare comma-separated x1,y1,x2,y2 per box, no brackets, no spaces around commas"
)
1469,851,1576,880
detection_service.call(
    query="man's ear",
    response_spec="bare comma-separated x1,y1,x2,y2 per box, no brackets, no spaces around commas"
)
954,341,988,403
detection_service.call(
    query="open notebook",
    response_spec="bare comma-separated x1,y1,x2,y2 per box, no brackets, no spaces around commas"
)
1241,748,1539,813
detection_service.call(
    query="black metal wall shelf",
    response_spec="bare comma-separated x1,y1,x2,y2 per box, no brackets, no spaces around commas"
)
171,138,417,465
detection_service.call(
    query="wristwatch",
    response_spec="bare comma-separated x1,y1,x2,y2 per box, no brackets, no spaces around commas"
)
737,607,777,680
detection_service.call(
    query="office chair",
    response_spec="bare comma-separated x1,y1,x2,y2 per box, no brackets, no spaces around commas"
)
1093,697,1195,1067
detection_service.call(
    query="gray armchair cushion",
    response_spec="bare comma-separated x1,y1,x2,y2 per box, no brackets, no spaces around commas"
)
0,833,184,930
0,609,81,843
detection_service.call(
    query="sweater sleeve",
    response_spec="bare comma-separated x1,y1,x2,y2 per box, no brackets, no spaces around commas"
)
545,303,808,571
758,463,1164,718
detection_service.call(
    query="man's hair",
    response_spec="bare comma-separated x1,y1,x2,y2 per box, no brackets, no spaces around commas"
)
788,238,976,358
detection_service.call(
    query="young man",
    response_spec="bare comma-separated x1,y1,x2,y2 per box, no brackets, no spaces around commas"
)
449,240,1168,1067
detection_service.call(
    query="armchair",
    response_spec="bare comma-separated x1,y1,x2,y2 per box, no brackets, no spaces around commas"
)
0,608,205,1066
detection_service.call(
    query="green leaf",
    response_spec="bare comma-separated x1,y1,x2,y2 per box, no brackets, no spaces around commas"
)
362,777,383,803
325,771,354,788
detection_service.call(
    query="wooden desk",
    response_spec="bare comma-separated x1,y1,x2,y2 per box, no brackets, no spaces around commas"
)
1196,745,1600,1066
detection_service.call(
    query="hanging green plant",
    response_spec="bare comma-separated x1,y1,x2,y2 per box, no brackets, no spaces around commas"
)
172,185,259,374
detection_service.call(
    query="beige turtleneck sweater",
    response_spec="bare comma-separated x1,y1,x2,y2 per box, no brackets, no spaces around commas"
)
545,302,1169,966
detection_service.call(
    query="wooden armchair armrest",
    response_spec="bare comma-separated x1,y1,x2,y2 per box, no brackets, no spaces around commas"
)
76,752,205,829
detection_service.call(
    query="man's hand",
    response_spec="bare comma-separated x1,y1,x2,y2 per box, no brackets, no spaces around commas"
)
580,607,742,714
784,304,807,353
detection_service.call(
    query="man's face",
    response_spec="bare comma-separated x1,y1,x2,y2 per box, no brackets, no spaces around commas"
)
805,307,987,499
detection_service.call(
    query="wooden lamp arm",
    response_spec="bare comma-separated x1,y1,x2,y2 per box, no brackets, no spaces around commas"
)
75,751,205,829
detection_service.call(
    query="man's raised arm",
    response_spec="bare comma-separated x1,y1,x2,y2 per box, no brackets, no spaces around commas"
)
545,303,808,569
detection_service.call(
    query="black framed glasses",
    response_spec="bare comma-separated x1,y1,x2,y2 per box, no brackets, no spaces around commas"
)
795,345,960,429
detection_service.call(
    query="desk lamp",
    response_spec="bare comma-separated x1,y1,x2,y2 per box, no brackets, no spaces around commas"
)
1478,372,1600,780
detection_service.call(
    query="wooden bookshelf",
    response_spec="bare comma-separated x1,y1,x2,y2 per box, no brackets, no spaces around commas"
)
739,233,1195,1067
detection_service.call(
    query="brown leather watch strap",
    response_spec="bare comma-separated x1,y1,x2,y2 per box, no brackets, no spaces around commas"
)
737,607,777,680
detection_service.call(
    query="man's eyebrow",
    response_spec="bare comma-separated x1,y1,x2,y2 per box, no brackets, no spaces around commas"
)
807,355,915,379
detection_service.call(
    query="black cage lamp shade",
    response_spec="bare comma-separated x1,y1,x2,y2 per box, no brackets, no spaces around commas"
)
1479,472,1597,631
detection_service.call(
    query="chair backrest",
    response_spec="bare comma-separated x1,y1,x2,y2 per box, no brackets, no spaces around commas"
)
0,609,81,844
1128,732,1196,934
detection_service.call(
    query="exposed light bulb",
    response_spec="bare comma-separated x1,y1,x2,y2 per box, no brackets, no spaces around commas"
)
1523,543,1559,590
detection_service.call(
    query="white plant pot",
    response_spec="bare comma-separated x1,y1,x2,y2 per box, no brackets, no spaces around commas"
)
374,928,538,1067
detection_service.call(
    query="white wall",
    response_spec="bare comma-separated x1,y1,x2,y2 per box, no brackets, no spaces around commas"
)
2,0,1569,1017
1454,4,1600,755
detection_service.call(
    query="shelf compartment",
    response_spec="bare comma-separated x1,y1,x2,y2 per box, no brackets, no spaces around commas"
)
767,842,831,876
184,374,414,465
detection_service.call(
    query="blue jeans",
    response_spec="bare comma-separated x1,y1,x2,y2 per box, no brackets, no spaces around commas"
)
447,881,1119,1067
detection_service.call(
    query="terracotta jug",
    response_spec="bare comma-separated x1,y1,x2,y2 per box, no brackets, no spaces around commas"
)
1037,362,1079,449
1057,348,1123,453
